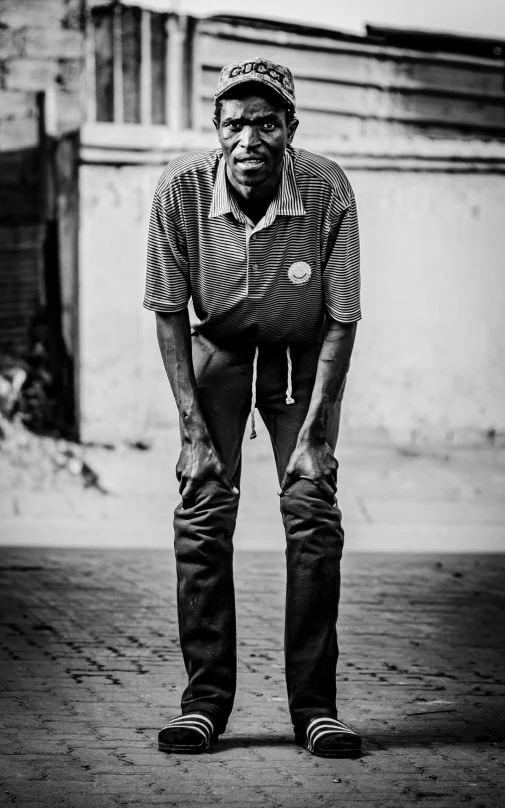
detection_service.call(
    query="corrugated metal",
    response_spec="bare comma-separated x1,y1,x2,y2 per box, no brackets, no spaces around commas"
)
196,17,505,139
366,25,505,60
88,5,505,140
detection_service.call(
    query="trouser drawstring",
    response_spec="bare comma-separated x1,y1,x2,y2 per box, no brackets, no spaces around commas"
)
249,345,295,440
285,345,295,405
250,346,259,439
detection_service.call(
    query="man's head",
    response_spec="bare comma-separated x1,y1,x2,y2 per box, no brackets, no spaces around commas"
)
213,58,298,192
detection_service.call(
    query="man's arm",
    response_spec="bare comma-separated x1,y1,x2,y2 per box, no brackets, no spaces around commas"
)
281,319,356,497
155,310,238,504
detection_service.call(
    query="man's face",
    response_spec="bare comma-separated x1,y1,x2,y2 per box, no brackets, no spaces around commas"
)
214,93,298,189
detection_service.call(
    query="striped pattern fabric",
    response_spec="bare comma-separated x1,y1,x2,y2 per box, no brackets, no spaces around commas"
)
305,717,360,753
160,714,214,749
144,146,361,344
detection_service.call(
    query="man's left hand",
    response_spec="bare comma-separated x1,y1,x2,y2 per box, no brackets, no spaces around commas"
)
280,438,338,499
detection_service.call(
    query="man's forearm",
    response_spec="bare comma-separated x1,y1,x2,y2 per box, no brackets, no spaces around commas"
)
298,319,357,444
155,310,210,441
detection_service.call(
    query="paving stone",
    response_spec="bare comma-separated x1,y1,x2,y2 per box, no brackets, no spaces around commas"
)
0,547,504,807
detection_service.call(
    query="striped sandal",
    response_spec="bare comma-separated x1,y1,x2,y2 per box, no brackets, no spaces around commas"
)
296,716,362,758
158,713,217,754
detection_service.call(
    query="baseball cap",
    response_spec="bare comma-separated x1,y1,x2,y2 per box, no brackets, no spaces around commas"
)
215,57,296,111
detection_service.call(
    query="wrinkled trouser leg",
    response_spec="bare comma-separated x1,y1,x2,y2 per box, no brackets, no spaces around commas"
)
280,480,344,731
174,335,253,733
256,343,346,733
175,480,239,733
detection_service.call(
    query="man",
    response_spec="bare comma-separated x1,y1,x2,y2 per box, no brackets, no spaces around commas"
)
144,58,362,758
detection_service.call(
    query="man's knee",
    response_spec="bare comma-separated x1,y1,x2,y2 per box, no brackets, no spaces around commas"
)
280,478,344,555
177,478,239,514
280,477,337,514
174,479,239,556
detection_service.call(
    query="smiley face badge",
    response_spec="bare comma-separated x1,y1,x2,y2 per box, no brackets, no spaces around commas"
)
287,261,312,285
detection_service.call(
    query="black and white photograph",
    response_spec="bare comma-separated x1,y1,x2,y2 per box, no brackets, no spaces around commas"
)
0,0,504,806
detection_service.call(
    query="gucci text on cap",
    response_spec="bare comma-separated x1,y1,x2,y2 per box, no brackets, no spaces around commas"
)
215,57,296,111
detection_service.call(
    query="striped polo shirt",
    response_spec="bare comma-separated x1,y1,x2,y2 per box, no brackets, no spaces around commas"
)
144,146,361,344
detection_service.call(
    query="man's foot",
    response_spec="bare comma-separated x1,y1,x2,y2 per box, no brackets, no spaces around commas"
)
295,716,361,758
158,713,218,754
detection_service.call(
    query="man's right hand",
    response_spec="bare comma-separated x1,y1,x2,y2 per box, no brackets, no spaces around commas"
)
176,435,239,508
155,310,238,508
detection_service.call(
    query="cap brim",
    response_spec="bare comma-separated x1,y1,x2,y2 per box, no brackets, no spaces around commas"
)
215,75,295,110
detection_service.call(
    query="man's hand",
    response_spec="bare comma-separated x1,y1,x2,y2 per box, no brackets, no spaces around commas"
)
155,310,239,508
177,435,239,507
279,319,356,501
280,437,338,500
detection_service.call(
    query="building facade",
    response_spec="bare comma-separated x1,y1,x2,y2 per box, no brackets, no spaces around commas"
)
2,0,505,443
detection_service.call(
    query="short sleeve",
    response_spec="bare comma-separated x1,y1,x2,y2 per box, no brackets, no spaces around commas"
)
143,191,190,312
322,192,361,323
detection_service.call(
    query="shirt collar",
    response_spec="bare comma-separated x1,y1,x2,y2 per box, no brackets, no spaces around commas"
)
209,148,306,224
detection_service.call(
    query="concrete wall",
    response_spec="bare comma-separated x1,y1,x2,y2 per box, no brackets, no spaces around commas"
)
79,127,505,445
348,170,505,443
79,160,167,441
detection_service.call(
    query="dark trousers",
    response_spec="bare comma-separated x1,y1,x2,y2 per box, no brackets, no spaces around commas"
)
174,334,345,734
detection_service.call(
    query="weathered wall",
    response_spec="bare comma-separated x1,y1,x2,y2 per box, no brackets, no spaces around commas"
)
347,170,505,443
78,129,505,444
0,0,86,151
0,1,85,388
79,160,165,441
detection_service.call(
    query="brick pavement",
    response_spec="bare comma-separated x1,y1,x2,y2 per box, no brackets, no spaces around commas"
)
1,546,504,808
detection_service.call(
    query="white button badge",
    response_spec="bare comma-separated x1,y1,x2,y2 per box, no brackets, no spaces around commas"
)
288,261,312,285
